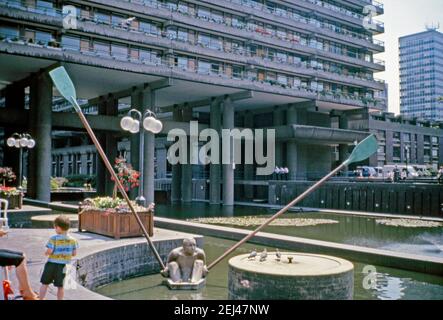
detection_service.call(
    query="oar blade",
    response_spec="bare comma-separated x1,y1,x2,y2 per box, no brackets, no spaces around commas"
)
49,66,77,102
347,134,378,164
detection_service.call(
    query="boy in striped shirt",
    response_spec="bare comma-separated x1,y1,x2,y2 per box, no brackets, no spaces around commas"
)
39,215,78,300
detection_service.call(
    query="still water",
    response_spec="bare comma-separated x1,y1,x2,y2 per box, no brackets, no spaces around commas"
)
96,236,443,300
154,203,443,258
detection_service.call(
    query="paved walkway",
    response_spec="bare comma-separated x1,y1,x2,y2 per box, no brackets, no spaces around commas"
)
1,227,201,300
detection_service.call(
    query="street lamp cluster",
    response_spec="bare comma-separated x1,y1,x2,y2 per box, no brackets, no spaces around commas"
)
6,133,36,149
6,133,36,189
120,110,163,134
120,109,163,206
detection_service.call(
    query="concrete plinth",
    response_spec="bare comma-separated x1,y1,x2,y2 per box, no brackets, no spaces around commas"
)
31,214,79,229
165,278,206,290
228,252,354,300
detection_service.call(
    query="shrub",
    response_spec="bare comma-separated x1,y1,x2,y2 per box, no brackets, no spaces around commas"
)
65,174,96,188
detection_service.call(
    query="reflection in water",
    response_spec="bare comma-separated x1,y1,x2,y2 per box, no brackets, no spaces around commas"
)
155,203,443,258
96,237,443,300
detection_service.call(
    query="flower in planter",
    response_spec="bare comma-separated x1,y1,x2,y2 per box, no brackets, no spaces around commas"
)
0,167,16,187
111,157,140,193
0,186,21,197
80,197,155,215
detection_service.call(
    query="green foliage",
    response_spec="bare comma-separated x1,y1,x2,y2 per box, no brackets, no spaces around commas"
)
65,174,96,188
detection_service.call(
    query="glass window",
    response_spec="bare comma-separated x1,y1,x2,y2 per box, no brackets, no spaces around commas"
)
111,15,125,26
166,1,178,11
36,0,56,16
198,33,210,46
111,44,128,60
277,74,287,85
35,31,52,44
94,41,110,55
177,56,188,70
211,10,223,24
177,29,188,42
198,60,211,74
95,12,110,24
166,27,177,40
178,2,188,13
61,36,80,50
0,26,19,38
197,8,210,20
140,22,157,35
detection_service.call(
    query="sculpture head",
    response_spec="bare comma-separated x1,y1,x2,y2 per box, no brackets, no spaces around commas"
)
183,238,197,256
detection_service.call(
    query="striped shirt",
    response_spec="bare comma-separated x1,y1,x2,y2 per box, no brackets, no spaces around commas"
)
46,234,78,264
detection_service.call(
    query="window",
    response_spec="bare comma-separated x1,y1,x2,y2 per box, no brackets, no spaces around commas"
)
94,41,110,56
35,31,52,44
277,74,287,85
36,0,56,16
198,60,211,74
95,12,110,24
197,8,210,20
0,26,19,38
211,10,223,24
111,44,128,60
61,36,80,50
177,29,188,42
177,56,188,70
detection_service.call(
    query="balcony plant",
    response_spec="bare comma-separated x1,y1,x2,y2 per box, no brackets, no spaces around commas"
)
0,167,16,187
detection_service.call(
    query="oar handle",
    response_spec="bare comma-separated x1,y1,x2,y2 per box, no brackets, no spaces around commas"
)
207,162,347,270
71,98,166,270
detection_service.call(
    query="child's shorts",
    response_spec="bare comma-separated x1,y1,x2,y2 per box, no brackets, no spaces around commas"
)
40,262,66,287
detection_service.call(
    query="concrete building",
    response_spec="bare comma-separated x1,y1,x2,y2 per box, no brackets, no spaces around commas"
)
0,0,387,205
344,110,443,168
399,28,443,122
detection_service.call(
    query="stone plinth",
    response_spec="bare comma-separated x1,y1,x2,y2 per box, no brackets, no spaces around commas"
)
31,214,79,229
228,252,354,300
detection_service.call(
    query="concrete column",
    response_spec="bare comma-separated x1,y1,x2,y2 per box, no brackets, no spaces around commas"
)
95,98,107,195
142,88,156,204
338,114,349,173
156,146,167,179
209,99,221,204
385,131,394,163
416,134,424,164
3,85,25,187
273,107,283,167
28,73,52,202
171,106,182,202
80,152,88,175
181,105,193,202
223,97,234,206
129,89,143,199
286,105,307,180
243,110,254,199
105,97,118,196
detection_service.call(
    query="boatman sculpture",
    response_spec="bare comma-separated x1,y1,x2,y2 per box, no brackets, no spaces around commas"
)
161,238,208,289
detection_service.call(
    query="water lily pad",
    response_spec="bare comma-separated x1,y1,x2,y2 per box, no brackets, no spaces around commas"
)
376,218,443,228
188,216,339,227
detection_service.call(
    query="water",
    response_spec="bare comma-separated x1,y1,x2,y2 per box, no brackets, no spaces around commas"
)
96,236,443,300
154,203,443,258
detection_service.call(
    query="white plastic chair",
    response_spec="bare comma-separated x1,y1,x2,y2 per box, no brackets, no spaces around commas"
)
0,199,8,229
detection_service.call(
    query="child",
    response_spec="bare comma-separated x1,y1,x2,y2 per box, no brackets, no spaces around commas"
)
39,215,78,300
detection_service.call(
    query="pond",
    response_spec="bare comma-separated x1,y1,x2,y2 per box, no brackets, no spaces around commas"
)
96,236,443,300
154,203,443,258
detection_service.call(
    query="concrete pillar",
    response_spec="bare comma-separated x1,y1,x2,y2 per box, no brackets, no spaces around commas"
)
243,110,254,199
273,107,283,167
105,97,118,196
286,105,307,180
80,152,88,175
209,99,221,204
181,105,193,202
129,89,143,199
223,97,234,206
338,114,349,173
28,73,52,202
141,88,156,204
3,85,25,187
96,98,107,195
385,131,394,163
156,146,167,179
171,106,182,202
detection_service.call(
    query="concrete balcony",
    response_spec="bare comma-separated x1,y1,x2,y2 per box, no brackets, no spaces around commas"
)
195,0,384,52
0,38,382,111
0,0,385,73
274,124,370,144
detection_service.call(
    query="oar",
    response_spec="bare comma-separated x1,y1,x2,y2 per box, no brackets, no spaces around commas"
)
208,134,378,270
49,66,166,270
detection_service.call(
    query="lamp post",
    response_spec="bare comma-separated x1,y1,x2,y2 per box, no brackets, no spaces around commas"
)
6,133,36,189
120,109,163,206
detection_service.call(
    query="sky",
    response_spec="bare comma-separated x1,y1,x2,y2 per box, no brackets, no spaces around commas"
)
374,0,443,114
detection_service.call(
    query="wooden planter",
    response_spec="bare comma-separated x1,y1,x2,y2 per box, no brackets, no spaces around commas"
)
0,193,23,209
78,209,154,239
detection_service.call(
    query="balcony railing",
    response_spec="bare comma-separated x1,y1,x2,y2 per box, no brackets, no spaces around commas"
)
0,32,384,109
0,0,385,68
123,0,384,48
